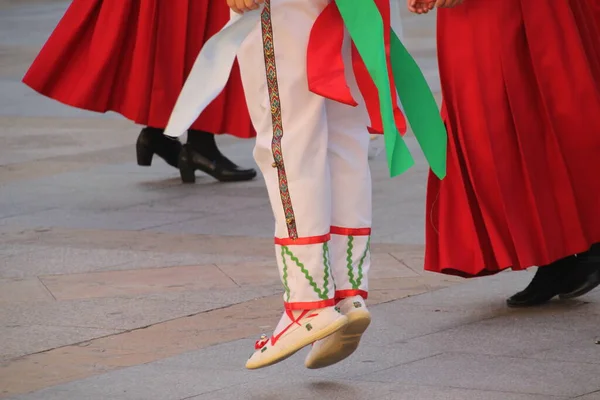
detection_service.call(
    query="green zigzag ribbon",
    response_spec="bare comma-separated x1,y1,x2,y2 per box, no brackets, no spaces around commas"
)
334,0,447,179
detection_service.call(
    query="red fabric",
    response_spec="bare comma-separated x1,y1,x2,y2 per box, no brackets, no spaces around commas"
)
274,233,331,246
330,226,372,236
22,0,254,138
306,0,406,135
307,3,357,107
594,1,600,27
425,0,600,277
284,299,336,311
351,0,406,135
335,290,368,300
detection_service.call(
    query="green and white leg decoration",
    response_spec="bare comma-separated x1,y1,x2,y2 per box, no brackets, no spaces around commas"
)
275,236,337,310
330,227,371,300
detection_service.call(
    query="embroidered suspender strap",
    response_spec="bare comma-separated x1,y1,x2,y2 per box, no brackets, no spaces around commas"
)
260,1,299,239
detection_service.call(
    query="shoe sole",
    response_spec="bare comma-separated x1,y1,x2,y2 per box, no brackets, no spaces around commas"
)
213,173,257,183
304,309,371,369
506,298,554,308
559,271,600,300
245,315,348,370
195,164,257,183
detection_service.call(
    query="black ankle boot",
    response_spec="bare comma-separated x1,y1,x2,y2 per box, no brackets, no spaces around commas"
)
560,243,600,300
178,130,257,183
506,256,576,308
136,127,182,168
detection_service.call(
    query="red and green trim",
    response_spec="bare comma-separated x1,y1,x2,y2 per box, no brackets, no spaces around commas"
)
285,298,336,311
331,226,372,236
331,226,371,291
356,236,370,288
335,289,369,300
275,233,330,246
275,229,369,245
278,236,333,304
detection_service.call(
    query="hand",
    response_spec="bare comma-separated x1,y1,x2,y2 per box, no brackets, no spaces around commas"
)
407,0,435,14
227,0,264,14
434,0,464,7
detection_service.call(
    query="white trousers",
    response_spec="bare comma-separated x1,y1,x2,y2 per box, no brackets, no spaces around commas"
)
237,0,372,309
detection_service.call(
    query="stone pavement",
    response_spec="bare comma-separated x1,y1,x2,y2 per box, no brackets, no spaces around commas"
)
0,1,599,399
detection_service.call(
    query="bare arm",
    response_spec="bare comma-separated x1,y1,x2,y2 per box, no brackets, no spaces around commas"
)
407,0,464,14
227,0,264,14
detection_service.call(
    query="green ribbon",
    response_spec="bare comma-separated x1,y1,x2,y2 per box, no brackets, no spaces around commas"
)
390,31,447,179
334,0,447,179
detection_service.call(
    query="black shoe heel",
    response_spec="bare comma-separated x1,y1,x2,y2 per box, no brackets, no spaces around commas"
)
178,148,196,184
136,127,182,168
136,142,154,166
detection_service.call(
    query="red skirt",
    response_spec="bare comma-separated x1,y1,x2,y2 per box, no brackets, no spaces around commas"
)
425,0,600,277
22,0,255,138
594,1,600,27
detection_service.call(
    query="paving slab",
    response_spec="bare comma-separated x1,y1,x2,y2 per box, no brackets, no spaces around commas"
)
191,379,400,400
529,340,600,365
576,392,600,400
39,264,237,300
2,2,598,400
398,271,536,312
0,277,53,303
376,386,568,400
7,272,600,400
0,245,226,279
0,295,225,333
360,352,600,398
151,337,441,381
5,366,263,400
0,325,122,362
390,304,596,358
193,382,567,400
1,208,205,231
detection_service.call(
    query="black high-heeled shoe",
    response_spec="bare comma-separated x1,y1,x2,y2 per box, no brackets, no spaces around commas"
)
136,127,182,168
506,256,576,308
560,244,600,299
178,144,257,183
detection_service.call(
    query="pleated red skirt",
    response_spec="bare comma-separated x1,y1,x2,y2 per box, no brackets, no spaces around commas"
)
593,1,600,27
22,0,255,138
425,0,600,277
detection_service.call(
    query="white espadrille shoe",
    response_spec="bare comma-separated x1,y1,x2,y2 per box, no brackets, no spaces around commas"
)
246,306,348,370
304,296,371,369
